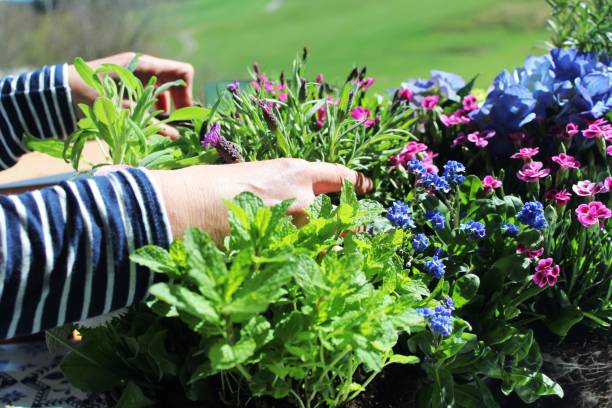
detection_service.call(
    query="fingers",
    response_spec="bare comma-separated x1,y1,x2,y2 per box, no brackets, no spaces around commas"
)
156,90,171,112
151,117,180,140
169,66,194,108
308,162,373,195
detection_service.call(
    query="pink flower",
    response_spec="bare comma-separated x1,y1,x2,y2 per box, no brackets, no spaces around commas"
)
607,145,612,156
544,189,571,206
594,181,610,194
467,130,495,147
516,244,544,259
582,118,612,139
572,180,596,196
421,95,439,110
533,258,560,288
511,147,539,160
452,132,467,147
440,109,471,127
551,153,581,170
482,175,502,194
565,122,579,138
351,107,374,127
316,73,324,84
462,95,478,112
359,77,375,91
420,149,439,173
390,142,436,170
517,161,550,183
398,88,413,102
316,107,326,128
575,201,612,228
604,177,612,191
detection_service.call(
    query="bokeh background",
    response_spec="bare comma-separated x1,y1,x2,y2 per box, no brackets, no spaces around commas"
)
0,0,551,182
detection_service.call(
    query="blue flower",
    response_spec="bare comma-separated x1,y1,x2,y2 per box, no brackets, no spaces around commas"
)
424,254,446,279
387,201,415,229
419,302,454,337
412,233,429,252
407,158,427,177
442,160,466,187
501,223,519,237
420,173,451,193
460,220,486,239
425,210,446,231
550,48,601,82
401,70,466,102
517,201,548,230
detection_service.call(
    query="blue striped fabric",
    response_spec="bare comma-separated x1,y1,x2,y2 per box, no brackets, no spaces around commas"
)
0,168,172,340
0,64,75,169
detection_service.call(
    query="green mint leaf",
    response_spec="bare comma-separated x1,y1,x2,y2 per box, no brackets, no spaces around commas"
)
130,245,177,276
149,282,220,325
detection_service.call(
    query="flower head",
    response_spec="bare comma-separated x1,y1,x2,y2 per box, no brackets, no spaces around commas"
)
461,220,486,239
482,175,502,194
442,160,466,187
607,145,612,156
420,172,450,193
582,118,612,139
418,302,453,337
572,180,597,196
501,223,519,237
426,210,446,231
575,201,612,228
564,122,579,138
412,233,430,252
351,106,374,127
201,122,221,148
511,147,539,160
533,258,560,288
421,95,439,110
552,153,581,170
386,201,416,229
517,161,550,183
462,95,479,111
398,88,413,102
516,244,544,259
467,130,495,147
424,254,446,279
227,81,240,95
517,201,547,230
544,189,572,206
315,73,324,83
359,77,376,90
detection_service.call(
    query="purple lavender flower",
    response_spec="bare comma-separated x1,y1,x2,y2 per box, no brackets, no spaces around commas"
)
201,122,221,148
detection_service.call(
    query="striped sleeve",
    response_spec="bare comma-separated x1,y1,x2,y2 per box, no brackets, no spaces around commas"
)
0,167,172,340
0,64,76,170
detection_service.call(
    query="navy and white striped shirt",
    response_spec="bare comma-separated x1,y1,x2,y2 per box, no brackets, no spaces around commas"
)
0,65,172,340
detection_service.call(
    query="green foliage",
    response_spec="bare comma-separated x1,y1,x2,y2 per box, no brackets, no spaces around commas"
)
546,0,612,54
60,182,428,407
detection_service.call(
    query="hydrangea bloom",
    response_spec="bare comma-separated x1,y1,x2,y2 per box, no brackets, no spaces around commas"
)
501,223,519,237
552,153,581,169
482,175,502,194
575,201,612,228
424,254,446,279
387,201,416,229
517,201,548,230
533,258,560,288
401,70,466,102
442,160,466,187
426,210,446,230
201,122,221,148
412,233,430,252
517,161,550,183
460,220,486,239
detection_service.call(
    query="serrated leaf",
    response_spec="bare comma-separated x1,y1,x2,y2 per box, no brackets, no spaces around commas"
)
149,282,220,324
130,245,176,275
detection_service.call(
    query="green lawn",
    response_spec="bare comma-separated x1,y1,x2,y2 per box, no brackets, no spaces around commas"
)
151,0,551,98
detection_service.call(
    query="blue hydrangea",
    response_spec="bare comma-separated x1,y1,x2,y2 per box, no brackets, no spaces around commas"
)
412,233,429,252
426,210,446,230
401,70,466,102
418,299,454,337
442,161,466,187
420,172,450,193
517,201,548,230
501,222,519,237
407,158,427,177
386,201,416,229
460,220,486,239
424,254,446,279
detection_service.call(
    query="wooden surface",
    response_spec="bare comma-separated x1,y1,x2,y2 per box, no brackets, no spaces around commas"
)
0,141,107,185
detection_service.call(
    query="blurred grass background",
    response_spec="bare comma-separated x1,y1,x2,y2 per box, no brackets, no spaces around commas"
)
0,0,551,96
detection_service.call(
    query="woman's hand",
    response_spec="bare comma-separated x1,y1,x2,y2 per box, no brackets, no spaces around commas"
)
150,159,373,242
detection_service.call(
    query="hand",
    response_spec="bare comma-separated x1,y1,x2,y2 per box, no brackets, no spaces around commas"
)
149,159,373,242
67,52,195,138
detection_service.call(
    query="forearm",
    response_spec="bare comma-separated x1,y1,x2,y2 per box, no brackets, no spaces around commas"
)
0,64,76,169
0,168,171,340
